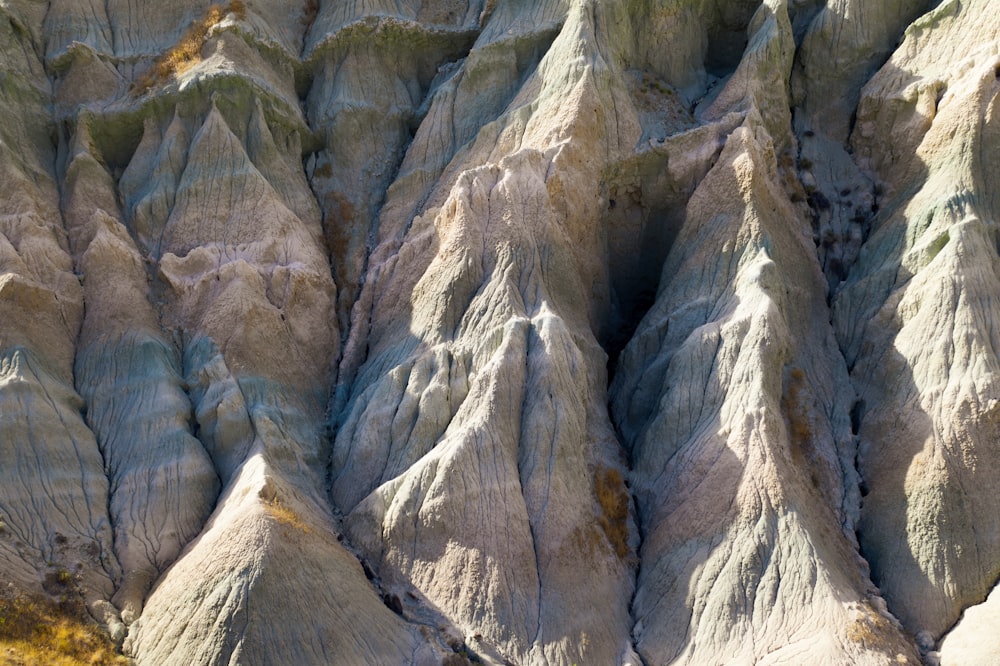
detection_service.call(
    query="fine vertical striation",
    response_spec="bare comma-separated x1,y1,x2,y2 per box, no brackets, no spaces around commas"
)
1,0,998,664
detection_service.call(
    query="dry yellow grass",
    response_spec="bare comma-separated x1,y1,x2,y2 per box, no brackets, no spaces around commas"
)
264,498,311,534
845,605,904,658
0,591,129,666
133,1,246,93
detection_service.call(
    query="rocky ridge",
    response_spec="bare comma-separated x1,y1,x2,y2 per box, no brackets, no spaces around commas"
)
0,0,998,664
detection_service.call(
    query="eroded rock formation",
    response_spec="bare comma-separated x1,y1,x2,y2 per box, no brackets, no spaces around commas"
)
1,0,998,664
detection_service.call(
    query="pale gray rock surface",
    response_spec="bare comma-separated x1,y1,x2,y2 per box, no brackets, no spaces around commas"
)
835,0,1000,647
0,2,122,637
1,0,998,664
63,122,221,625
609,7,918,660
938,581,1000,665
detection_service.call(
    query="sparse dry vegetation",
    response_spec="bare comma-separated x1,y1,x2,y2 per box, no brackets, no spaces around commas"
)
782,367,824,488
265,497,311,534
783,367,810,455
846,604,907,660
594,466,630,560
133,1,247,93
0,588,128,666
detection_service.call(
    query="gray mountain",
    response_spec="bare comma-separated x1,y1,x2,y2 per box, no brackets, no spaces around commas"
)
1,0,998,664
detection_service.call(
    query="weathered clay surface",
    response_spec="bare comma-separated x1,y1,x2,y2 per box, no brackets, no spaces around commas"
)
835,0,1000,646
1,0,998,664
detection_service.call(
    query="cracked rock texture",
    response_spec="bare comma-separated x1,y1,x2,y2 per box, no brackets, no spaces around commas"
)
0,0,998,664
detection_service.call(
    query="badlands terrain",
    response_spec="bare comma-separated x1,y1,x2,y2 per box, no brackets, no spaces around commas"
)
1,0,999,664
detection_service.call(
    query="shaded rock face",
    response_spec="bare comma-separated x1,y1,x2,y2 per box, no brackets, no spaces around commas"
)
1,0,998,664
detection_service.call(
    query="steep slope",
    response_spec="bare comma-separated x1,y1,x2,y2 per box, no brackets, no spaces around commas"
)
0,0,998,664
609,3,917,664
330,4,640,662
64,119,220,628
0,3,123,640
834,0,1000,651
10,1,446,663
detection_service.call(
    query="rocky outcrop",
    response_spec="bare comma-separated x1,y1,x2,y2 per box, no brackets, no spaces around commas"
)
835,0,1000,652
0,3,122,639
1,0,998,664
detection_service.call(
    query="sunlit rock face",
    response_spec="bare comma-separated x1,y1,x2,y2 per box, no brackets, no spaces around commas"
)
0,0,997,664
